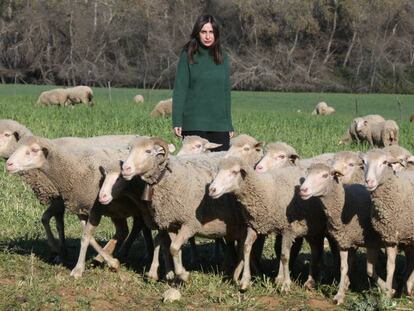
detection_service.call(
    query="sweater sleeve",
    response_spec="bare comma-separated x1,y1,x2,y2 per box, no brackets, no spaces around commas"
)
224,53,234,131
172,52,189,128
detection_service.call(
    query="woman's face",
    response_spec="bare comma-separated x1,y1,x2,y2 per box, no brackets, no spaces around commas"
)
199,22,215,47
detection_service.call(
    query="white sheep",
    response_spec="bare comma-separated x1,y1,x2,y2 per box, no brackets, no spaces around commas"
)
382,145,414,172
299,163,386,304
121,137,250,283
311,101,335,115
331,151,365,185
36,88,70,107
150,98,172,117
133,94,144,104
209,157,327,292
356,119,399,147
66,86,94,106
339,114,385,145
177,135,222,156
363,149,414,297
6,135,153,278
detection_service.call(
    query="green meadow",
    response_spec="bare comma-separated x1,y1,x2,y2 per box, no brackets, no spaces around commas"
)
0,84,413,310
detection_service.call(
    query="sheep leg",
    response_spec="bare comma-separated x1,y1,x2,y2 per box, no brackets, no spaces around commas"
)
385,245,398,298
54,203,67,261
188,237,200,267
327,235,340,282
94,217,129,264
250,234,266,274
147,233,160,281
233,240,244,283
222,239,238,275
304,236,324,290
280,233,294,292
169,226,193,282
274,235,303,271
159,230,175,280
403,247,414,296
333,250,350,305
240,227,257,291
366,247,386,292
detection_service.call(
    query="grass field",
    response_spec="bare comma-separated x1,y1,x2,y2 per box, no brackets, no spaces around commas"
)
0,84,413,310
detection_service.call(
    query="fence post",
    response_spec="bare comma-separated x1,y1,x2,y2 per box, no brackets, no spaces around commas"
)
108,81,112,105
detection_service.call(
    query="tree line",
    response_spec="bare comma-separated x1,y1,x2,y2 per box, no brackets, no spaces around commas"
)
1,0,414,93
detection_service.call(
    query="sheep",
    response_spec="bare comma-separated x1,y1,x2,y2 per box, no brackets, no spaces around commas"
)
410,114,414,123
311,101,335,115
356,119,399,147
133,94,144,104
150,98,172,117
36,89,70,107
177,135,222,156
121,137,250,284
66,86,94,106
331,151,365,185
208,157,327,292
299,163,386,304
339,115,385,145
363,149,414,297
382,145,414,172
5,135,153,278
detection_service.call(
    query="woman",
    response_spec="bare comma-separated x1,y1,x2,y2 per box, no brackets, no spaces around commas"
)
172,14,233,151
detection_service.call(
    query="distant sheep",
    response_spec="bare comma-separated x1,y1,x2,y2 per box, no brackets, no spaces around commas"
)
339,114,385,145
36,89,70,107
66,86,93,106
410,114,414,122
311,101,335,116
133,94,144,104
357,119,399,147
150,98,172,117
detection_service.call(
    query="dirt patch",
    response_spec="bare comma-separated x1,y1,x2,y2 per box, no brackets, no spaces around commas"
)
256,295,282,310
307,298,336,311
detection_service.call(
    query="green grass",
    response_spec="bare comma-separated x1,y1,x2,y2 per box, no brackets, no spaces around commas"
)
0,84,413,310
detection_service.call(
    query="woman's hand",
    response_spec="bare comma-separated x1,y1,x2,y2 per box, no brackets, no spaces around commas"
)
174,127,182,137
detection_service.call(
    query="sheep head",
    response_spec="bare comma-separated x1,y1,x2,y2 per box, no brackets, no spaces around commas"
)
332,151,363,184
299,163,343,200
225,134,264,167
98,161,124,205
177,135,222,156
122,136,173,184
362,149,395,191
209,156,247,199
6,135,50,173
0,119,32,159
255,142,299,173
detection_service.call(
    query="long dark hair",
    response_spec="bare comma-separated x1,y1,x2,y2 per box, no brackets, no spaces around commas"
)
184,15,223,65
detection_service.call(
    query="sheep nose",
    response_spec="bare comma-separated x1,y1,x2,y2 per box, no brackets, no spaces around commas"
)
99,193,107,201
255,165,263,172
209,187,216,196
6,161,14,171
366,179,376,189
122,165,131,174
299,187,308,195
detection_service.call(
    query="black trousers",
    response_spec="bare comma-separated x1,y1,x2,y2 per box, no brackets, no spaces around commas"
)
182,130,230,152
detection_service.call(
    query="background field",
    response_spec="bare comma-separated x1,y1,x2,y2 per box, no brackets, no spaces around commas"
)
0,84,413,310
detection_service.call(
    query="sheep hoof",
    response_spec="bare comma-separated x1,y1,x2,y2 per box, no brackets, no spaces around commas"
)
93,254,105,264
165,271,175,281
281,280,291,293
333,293,344,305
109,259,120,272
146,271,159,282
178,270,190,282
70,266,84,279
275,275,283,285
304,278,316,290
240,281,250,292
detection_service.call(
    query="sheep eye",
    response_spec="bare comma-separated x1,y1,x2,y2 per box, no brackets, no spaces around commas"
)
4,133,10,137
382,161,387,165
349,163,354,167
231,170,238,175
322,173,329,178
31,148,39,153
243,147,250,152
279,155,285,159
145,149,151,154
25,150,30,155
195,144,201,148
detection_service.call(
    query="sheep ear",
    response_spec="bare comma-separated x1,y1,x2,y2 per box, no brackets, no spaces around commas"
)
363,120,368,126
168,144,176,153
330,169,343,182
407,155,414,165
205,142,222,150
240,168,247,179
41,147,49,159
254,141,264,152
289,154,300,165
13,131,20,141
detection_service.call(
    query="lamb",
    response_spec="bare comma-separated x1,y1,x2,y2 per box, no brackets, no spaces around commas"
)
363,149,414,296
356,119,399,147
177,135,222,156
5,135,152,278
121,137,249,283
36,88,70,107
66,86,94,106
331,151,365,185
339,114,385,145
133,94,144,104
311,101,335,115
299,163,386,304
150,98,172,117
208,157,327,292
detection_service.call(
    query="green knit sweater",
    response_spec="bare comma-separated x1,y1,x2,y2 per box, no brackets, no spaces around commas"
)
172,46,233,131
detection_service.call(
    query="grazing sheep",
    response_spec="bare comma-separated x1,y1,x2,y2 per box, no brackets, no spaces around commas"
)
339,114,385,145
356,119,399,147
5,135,151,278
66,86,94,106
133,94,144,104
177,135,222,156
209,157,327,292
121,137,249,283
363,149,414,296
36,89,70,107
331,151,365,185
299,163,386,304
150,98,172,117
311,101,335,115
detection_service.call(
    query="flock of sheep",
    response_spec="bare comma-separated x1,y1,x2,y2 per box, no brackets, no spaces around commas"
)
37,87,173,118
1,109,413,305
